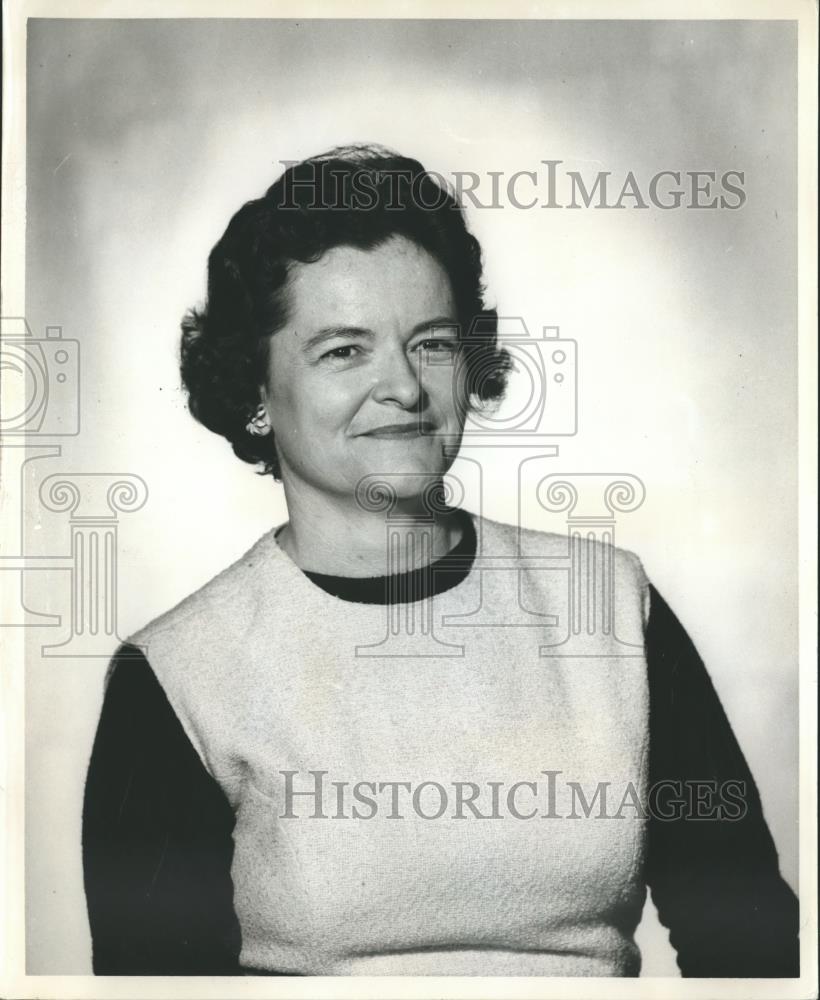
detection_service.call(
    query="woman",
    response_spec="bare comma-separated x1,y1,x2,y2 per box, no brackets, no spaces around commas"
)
83,145,799,977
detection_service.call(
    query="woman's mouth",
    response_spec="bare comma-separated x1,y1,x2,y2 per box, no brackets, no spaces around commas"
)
362,421,436,439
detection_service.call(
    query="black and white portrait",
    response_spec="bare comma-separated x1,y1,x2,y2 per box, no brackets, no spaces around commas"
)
2,5,816,997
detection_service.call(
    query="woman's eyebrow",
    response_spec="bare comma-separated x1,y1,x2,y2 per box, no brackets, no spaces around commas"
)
412,316,459,334
302,327,374,352
302,317,458,353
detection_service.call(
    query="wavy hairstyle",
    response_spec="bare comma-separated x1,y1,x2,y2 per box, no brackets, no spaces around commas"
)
180,144,512,480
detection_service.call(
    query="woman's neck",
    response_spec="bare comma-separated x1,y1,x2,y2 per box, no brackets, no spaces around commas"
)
276,480,464,577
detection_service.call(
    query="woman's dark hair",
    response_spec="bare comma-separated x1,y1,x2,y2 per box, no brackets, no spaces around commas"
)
180,144,512,480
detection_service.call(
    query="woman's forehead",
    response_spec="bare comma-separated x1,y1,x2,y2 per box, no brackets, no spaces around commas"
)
283,236,456,332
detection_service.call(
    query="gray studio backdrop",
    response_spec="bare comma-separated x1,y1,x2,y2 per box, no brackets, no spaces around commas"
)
22,18,797,974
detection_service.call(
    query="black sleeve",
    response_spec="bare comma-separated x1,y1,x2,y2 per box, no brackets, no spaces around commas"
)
82,644,242,975
645,585,800,977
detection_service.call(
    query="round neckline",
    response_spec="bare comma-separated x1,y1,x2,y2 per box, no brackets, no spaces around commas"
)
270,508,477,605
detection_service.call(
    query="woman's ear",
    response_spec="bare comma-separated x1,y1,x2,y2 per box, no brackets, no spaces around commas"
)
246,400,272,437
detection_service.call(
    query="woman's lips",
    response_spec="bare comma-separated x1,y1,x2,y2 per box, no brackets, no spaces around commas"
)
361,421,436,439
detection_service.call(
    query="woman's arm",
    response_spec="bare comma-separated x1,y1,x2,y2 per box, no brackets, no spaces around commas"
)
645,585,800,977
82,644,241,974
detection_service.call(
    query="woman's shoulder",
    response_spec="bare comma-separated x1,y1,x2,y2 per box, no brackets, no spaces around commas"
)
126,525,284,649
471,511,650,622
472,510,647,571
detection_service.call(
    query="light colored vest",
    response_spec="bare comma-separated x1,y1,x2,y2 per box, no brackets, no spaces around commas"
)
129,511,651,976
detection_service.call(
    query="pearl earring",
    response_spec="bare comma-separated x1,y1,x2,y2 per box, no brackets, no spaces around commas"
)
246,406,270,436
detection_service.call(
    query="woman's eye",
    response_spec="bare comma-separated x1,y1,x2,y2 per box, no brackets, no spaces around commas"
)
322,345,358,361
418,339,458,353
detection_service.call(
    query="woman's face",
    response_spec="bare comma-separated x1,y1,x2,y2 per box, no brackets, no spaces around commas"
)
259,235,468,504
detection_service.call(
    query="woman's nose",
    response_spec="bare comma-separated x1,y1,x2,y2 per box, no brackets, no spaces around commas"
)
371,348,422,408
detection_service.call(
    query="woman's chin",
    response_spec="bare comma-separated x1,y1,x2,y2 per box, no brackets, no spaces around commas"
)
348,463,451,510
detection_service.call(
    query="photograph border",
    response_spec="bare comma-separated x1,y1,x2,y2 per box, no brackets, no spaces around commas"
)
1,1,817,998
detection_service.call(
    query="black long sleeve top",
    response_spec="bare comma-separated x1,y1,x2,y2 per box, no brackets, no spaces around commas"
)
82,524,799,977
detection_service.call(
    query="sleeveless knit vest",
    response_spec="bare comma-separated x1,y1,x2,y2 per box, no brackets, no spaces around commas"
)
128,511,651,976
